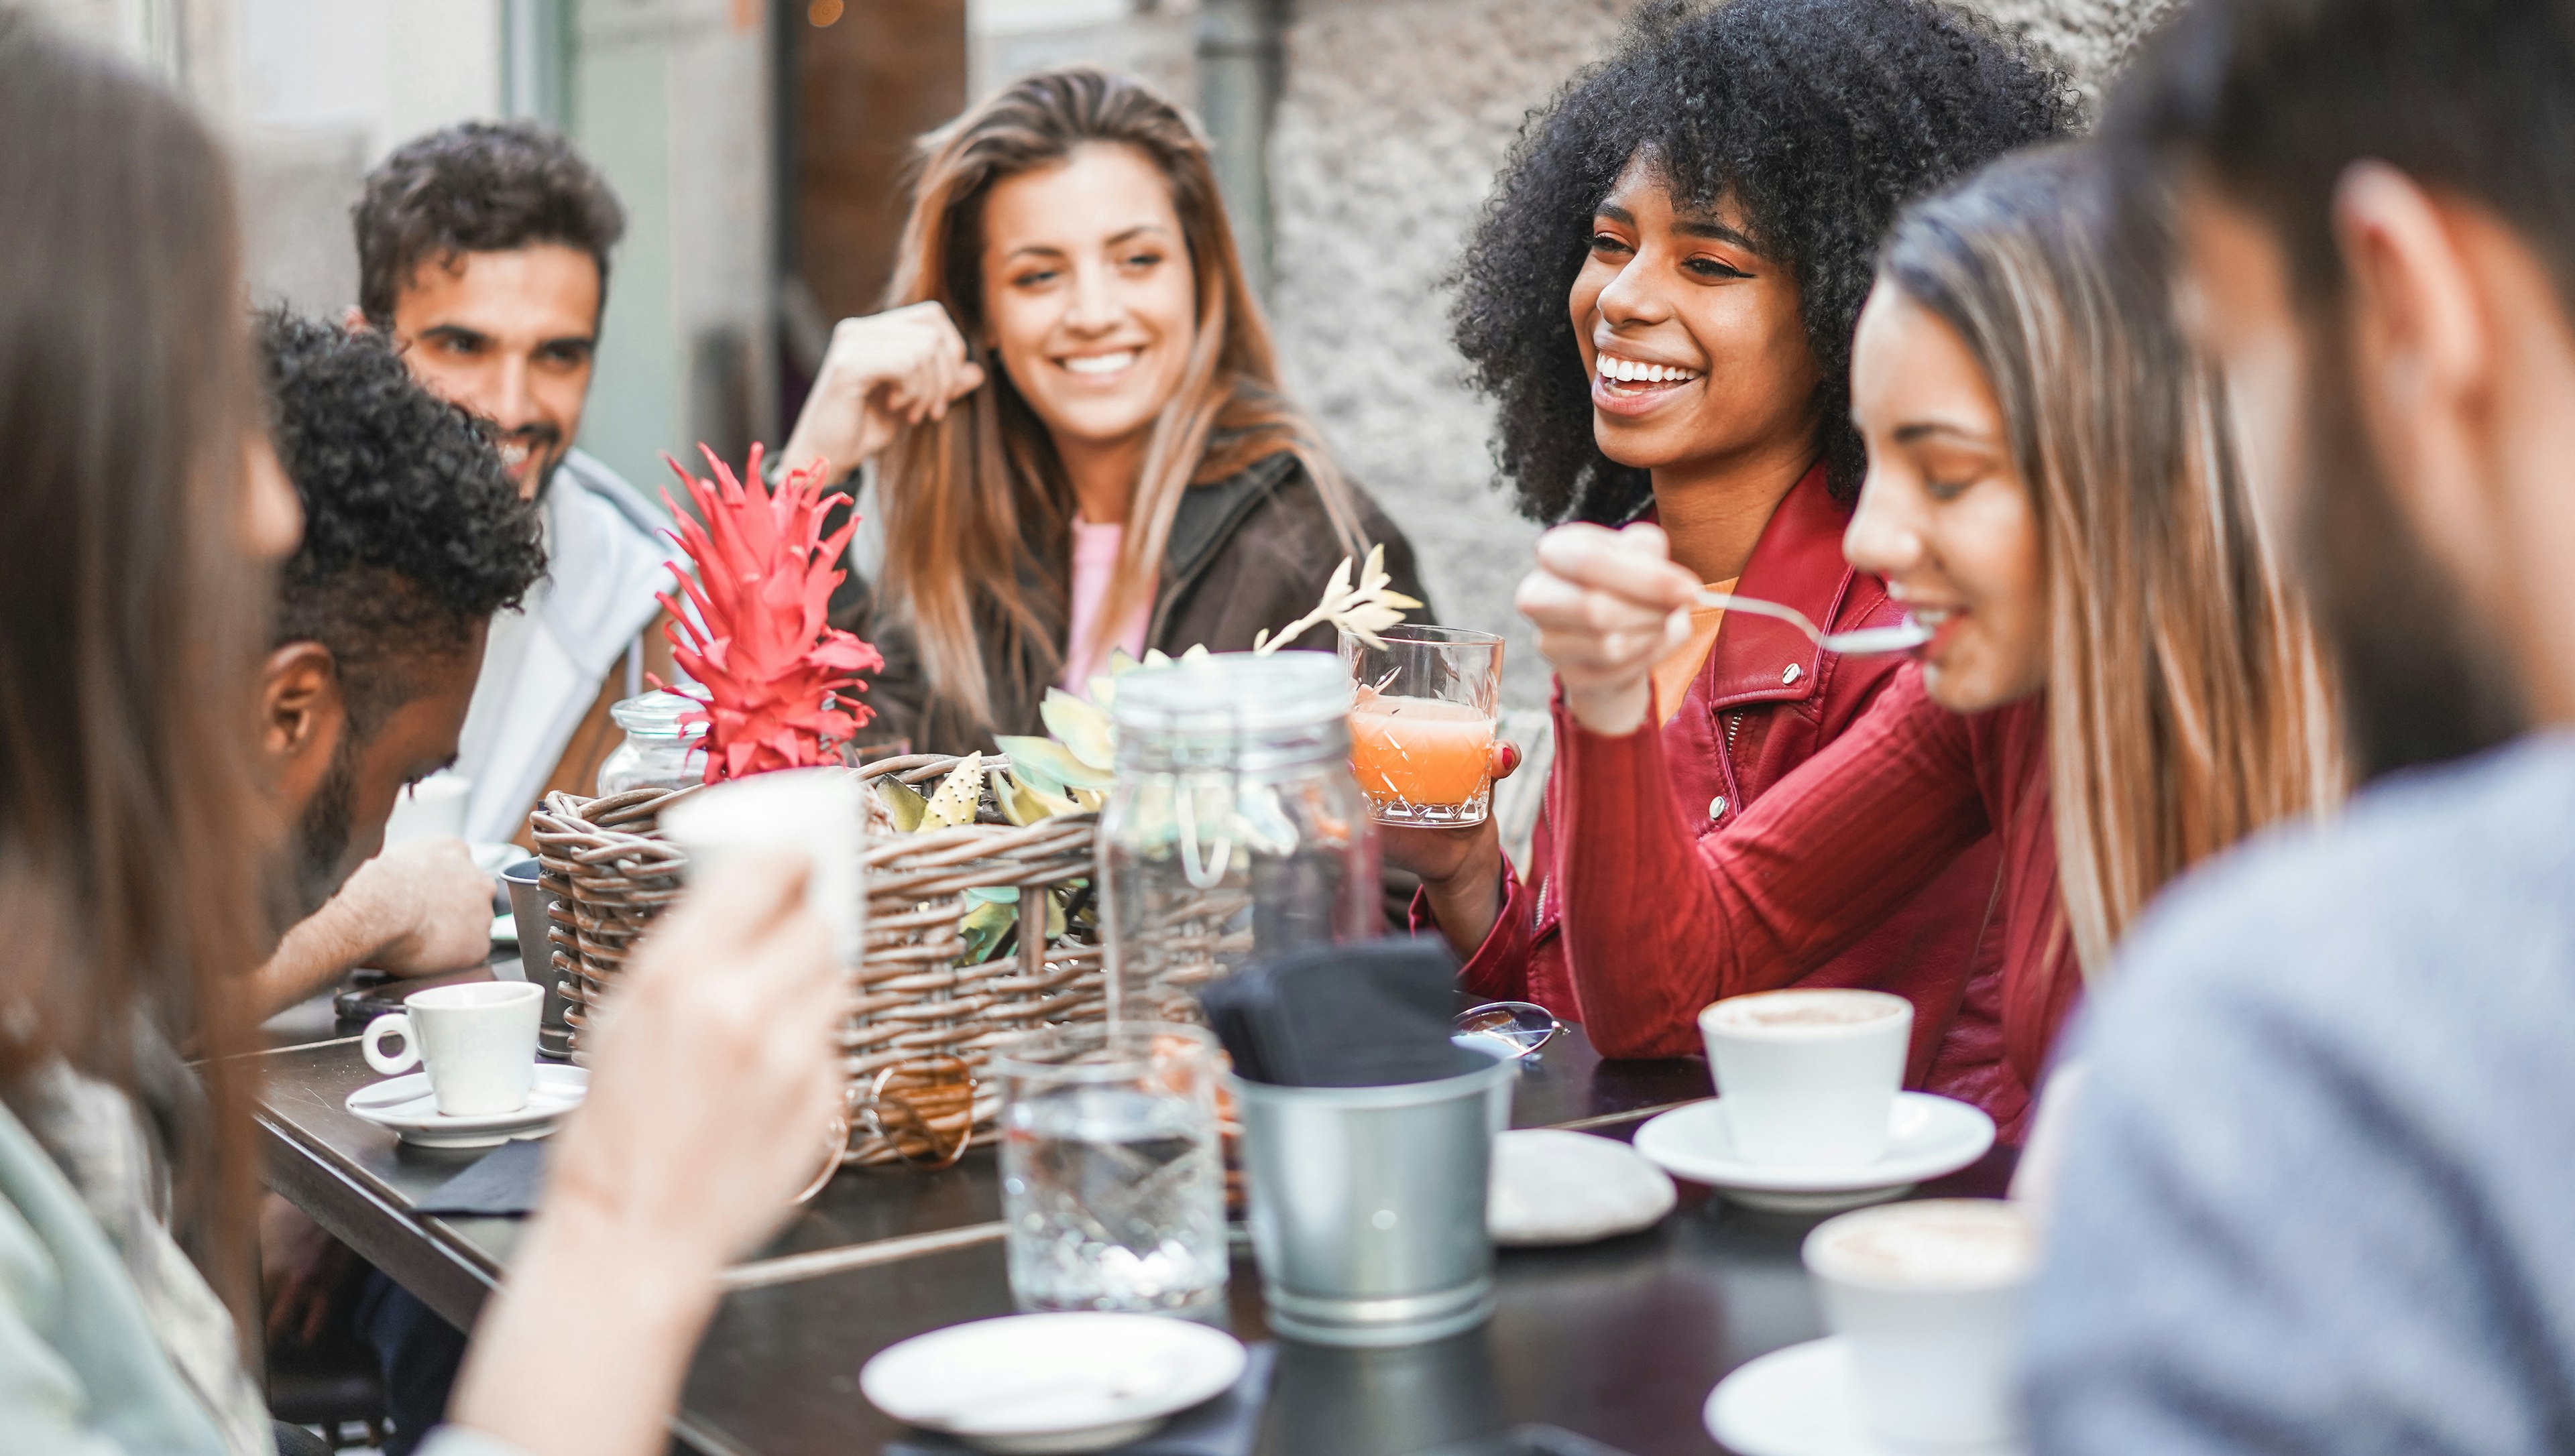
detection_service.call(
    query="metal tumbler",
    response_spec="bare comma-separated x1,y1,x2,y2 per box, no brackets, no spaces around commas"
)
499,859,573,1061
1228,1046,1516,1347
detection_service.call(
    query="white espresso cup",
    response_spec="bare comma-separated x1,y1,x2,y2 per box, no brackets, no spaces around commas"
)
1803,1197,2038,1449
363,981,544,1116
1699,987,1912,1167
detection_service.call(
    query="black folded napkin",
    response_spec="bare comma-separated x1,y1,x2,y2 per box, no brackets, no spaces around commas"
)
414,1138,549,1217
882,1341,1275,1456
1196,937,1479,1088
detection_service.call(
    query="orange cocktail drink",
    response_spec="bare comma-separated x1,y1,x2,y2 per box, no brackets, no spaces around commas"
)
1350,692,1497,819
1338,624,1506,827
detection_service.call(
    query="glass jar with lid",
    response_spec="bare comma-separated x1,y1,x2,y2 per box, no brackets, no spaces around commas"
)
1098,652,1379,1024
595,690,708,796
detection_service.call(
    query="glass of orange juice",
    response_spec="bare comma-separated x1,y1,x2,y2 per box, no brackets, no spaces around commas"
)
1338,624,1505,827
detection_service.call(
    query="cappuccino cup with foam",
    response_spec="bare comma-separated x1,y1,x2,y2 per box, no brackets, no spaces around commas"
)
1698,988,1912,1167
1803,1197,2038,1448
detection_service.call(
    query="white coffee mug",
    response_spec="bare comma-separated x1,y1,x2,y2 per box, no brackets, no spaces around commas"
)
1699,988,1912,1167
1803,1197,2037,1449
381,770,472,847
659,766,864,964
364,980,544,1116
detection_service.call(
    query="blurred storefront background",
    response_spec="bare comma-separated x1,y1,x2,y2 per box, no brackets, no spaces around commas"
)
27,0,2169,709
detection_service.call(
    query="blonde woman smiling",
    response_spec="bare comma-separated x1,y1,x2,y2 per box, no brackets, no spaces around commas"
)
782,68,1428,753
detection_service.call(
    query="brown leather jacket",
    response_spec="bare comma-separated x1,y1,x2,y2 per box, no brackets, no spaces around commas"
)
834,450,1435,757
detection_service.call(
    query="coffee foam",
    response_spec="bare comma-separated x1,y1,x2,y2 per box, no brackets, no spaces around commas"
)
1706,989,1908,1034
1807,1200,2035,1290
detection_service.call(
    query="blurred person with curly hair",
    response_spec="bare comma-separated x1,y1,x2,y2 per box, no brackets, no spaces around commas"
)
1399,0,2080,1135
245,310,547,1022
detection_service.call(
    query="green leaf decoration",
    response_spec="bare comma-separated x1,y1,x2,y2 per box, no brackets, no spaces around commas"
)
874,776,929,833
994,735,1113,793
964,884,1021,904
993,768,1081,826
957,898,1014,965
922,751,985,829
1039,689,1117,772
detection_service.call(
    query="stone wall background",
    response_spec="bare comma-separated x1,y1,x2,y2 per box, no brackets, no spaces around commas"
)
1259,0,2179,707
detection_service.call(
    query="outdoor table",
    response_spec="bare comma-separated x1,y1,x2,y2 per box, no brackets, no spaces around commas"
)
253,980,2010,1456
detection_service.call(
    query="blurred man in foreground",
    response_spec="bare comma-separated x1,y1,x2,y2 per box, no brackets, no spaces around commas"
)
354,121,677,846
2026,4,2575,1452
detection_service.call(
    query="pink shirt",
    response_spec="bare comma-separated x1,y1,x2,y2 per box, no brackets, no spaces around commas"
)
1061,518,1152,692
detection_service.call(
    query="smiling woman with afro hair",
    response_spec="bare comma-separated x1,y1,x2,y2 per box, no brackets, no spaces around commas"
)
1454,0,2078,521
1396,0,2081,1138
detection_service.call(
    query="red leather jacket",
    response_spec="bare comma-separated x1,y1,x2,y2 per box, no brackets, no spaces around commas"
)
1433,462,2013,1106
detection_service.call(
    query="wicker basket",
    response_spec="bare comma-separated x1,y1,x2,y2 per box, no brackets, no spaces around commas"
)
526,753,1106,1172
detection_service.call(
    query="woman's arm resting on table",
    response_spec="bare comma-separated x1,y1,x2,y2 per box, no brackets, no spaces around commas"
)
444,855,844,1456
1555,669,1992,1056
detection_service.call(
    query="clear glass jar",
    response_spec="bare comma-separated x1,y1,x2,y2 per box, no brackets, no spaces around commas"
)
595,690,707,795
1098,652,1380,1024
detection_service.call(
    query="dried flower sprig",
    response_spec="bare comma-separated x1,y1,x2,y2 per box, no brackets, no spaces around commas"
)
1252,544,1423,654
654,443,883,783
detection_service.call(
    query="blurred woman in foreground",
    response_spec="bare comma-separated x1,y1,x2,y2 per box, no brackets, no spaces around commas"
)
780,66,1428,754
0,17,838,1456
1497,147,2344,1138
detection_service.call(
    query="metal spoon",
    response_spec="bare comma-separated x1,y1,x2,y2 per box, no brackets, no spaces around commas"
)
1453,1000,1564,1059
1696,591,1931,656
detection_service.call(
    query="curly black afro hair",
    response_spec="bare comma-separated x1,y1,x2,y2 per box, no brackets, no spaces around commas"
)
1452,0,2082,522
258,310,546,728
354,120,625,327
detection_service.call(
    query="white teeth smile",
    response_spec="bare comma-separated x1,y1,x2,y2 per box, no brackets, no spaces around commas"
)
1062,351,1139,376
1907,607,1953,626
498,441,530,467
1596,355,1704,386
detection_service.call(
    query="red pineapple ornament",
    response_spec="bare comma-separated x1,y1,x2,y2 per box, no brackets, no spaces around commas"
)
654,444,884,782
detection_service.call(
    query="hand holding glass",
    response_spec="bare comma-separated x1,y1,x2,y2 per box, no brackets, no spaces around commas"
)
1340,625,1505,828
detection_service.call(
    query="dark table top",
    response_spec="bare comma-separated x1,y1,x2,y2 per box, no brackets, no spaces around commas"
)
253,995,2008,1456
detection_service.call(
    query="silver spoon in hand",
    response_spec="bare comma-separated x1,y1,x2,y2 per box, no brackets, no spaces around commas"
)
1696,591,1931,656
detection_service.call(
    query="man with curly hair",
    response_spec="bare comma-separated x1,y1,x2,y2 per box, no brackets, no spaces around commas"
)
1404,0,2079,1138
354,121,679,849
245,311,547,1455
247,310,547,1016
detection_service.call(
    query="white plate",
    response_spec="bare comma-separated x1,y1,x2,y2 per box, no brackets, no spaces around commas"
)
1707,1337,2022,1456
1489,1128,1677,1246
345,1065,587,1149
861,1313,1246,1455
1633,1093,1994,1213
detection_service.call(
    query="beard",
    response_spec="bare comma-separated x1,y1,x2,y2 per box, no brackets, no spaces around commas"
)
289,737,359,916
2297,329,2525,780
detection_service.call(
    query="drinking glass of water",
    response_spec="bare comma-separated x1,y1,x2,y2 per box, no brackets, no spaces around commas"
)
994,1021,1226,1314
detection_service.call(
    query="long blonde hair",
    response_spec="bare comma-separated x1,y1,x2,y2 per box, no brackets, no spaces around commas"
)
877,66,1362,729
1881,146,2345,979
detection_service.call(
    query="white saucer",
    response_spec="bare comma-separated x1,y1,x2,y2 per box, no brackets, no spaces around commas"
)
861,1313,1245,1454
1489,1128,1677,1246
1707,1337,2022,1456
1633,1093,1994,1213
345,1065,587,1149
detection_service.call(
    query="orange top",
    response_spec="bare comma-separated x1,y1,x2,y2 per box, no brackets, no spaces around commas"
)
1650,577,1737,725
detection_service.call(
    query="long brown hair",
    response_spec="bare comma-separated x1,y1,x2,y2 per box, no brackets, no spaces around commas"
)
0,13,277,1315
876,66,1363,729
1880,145,2344,979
